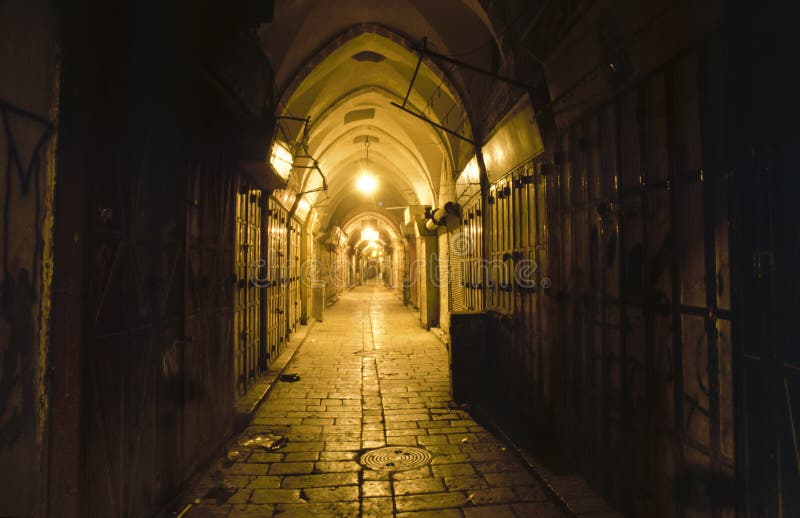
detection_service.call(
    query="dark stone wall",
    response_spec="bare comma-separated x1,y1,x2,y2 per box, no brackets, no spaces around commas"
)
46,1,275,516
0,0,59,515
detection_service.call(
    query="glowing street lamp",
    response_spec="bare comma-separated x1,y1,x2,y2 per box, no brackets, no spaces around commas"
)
356,138,377,195
361,227,379,242
356,173,377,195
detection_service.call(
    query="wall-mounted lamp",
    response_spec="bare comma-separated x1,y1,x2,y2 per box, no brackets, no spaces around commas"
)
269,141,293,181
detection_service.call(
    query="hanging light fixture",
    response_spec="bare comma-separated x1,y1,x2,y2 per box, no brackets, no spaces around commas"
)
360,217,380,242
361,228,379,242
356,138,377,195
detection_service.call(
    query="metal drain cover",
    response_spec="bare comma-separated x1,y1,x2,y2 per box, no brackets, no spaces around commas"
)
360,446,432,471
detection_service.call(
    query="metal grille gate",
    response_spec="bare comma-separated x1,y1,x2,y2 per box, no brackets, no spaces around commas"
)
234,184,262,396
288,218,301,335
83,140,184,518
458,198,484,311
265,198,288,361
184,159,236,474
448,228,465,313
82,136,237,517
452,35,737,516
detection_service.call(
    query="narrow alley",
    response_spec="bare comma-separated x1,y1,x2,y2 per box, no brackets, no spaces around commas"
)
3,1,797,517
178,287,586,517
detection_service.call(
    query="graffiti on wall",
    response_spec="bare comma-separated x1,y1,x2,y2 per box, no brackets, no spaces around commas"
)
0,98,54,446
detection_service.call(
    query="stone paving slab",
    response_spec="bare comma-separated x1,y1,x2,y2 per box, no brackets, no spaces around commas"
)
177,287,575,517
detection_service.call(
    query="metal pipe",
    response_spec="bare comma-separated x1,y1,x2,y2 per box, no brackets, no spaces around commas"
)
664,62,687,518
276,115,309,122
697,43,723,518
784,378,800,477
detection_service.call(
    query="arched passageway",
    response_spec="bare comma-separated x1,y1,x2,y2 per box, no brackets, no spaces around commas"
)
1,0,798,517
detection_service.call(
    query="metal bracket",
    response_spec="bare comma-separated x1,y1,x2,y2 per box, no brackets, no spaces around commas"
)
413,44,535,91
390,101,477,145
402,37,426,109
392,37,477,146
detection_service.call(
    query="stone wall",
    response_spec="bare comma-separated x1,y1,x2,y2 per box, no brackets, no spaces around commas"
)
0,0,59,515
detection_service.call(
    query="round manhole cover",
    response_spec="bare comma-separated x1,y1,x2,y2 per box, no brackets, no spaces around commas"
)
360,446,432,471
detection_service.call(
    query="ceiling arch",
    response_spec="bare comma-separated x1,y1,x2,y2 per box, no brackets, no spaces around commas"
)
278,31,472,153
267,5,503,237
304,86,454,167
298,91,445,212
341,210,404,243
262,1,501,102
276,32,466,230
274,25,468,119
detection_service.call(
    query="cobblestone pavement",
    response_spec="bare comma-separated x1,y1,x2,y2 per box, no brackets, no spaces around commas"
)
181,287,567,517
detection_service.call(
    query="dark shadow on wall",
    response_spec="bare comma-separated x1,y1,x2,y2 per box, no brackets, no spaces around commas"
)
0,268,35,446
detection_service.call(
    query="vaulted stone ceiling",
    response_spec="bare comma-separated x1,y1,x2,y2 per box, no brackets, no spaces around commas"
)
260,0,506,234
